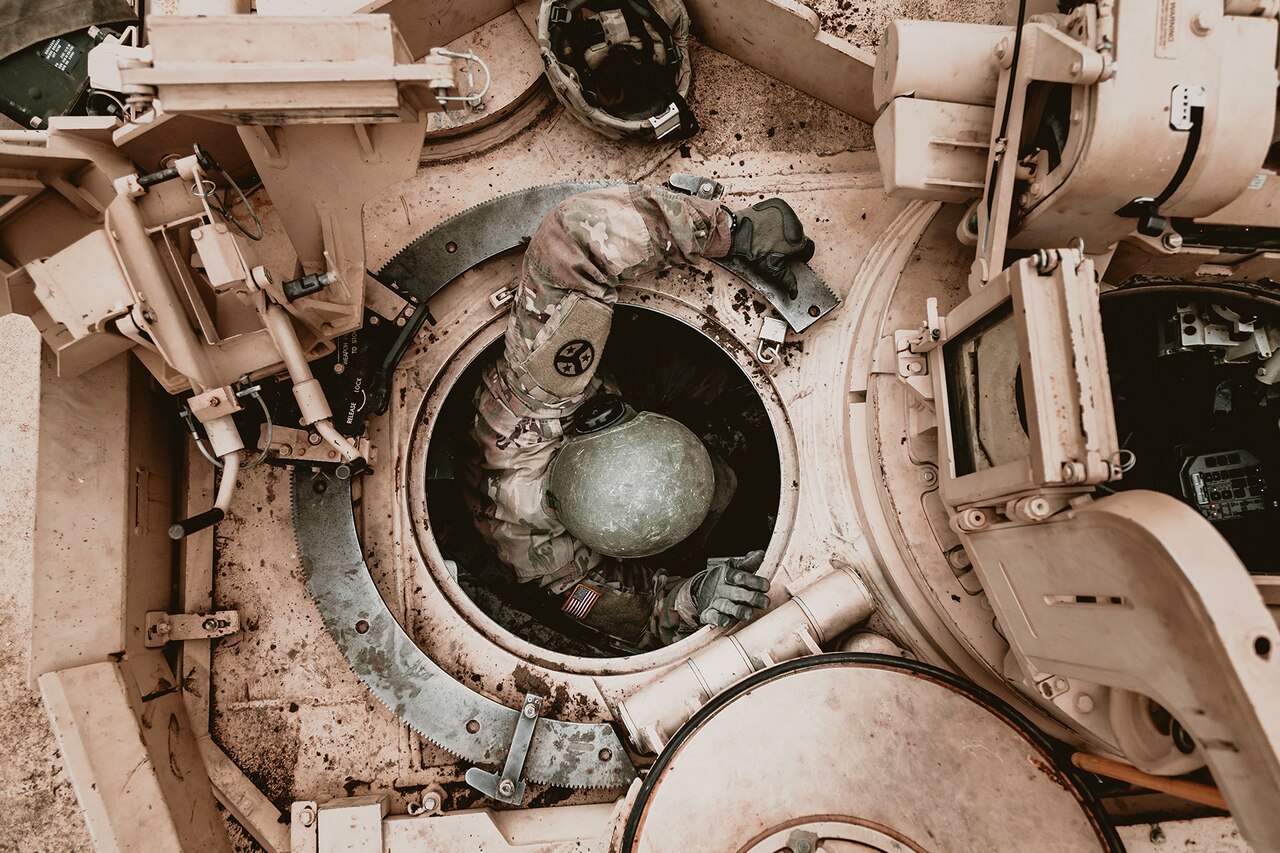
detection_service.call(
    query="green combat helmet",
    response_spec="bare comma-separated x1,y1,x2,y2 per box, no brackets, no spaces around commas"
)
538,0,697,141
548,394,714,558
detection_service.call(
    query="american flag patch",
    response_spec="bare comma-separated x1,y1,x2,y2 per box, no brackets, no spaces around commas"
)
562,583,600,619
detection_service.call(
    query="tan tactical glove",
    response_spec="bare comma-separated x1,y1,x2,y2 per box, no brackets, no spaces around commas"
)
690,550,771,628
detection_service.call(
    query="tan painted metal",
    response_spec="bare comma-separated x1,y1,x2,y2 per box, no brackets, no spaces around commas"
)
617,565,874,754
39,661,230,853
4,1,1279,850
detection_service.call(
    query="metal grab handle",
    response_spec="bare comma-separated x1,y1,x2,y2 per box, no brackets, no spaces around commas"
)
169,451,241,540
168,507,225,540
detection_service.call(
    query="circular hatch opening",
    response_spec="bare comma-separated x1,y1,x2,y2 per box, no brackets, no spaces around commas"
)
422,305,782,657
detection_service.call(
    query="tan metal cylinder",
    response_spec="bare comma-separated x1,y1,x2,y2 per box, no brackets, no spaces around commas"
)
873,21,1011,111
617,566,874,754
107,197,221,390
837,630,908,657
263,304,331,424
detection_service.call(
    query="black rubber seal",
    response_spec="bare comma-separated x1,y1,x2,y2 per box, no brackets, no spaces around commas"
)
619,652,1124,852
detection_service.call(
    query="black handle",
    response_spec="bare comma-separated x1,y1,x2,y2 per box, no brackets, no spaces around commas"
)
335,458,369,481
168,507,225,540
138,166,180,190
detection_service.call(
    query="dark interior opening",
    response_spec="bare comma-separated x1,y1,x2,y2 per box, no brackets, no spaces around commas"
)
1102,291,1280,573
423,306,782,656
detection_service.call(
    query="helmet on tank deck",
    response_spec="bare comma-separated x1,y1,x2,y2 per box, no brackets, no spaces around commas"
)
538,0,698,141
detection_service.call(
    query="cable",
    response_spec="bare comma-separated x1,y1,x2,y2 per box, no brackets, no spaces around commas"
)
206,164,264,241
984,0,1029,224
240,389,273,469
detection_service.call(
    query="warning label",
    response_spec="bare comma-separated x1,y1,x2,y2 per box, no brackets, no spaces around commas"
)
38,38,81,74
1156,0,1179,59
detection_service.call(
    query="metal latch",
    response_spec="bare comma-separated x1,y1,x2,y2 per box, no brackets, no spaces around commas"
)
490,286,515,310
464,692,543,804
648,102,683,140
666,172,724,201
756,316,787,364
145,610,240,647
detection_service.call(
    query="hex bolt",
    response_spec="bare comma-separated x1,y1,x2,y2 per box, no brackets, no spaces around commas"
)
156,621,171,635
497,779,515,797
787,830,819,853
946,547,971,571
522,703,537,719
421,793,440,811
333,363,346,374
1162,232,1183,251
202,618,219,631
918,468,937,485
299,806,315,827
307,432,323,446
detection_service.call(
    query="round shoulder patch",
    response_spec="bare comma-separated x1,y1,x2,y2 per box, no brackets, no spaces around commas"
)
554,339,596,377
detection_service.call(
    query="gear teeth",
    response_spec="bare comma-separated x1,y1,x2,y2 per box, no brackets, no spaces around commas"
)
376,181,615,279
290,468,637,791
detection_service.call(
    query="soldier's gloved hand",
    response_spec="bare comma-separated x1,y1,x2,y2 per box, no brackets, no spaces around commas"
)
691,550,771,628
727,199,816,299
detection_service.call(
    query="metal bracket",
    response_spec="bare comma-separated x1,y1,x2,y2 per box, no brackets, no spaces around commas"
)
894,329,933,401
666,172,724,201
489,286,515,310
648,102,683,139
144,610,240,647
464,693,544,804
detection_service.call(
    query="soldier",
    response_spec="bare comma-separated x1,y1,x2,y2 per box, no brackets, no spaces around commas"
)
465,185,814,648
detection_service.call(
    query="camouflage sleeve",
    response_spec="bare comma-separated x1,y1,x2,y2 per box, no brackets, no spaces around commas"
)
498,184,733,412
469,185,732,646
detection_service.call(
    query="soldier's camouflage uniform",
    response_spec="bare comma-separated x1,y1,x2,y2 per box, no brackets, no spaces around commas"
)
465,185,733,648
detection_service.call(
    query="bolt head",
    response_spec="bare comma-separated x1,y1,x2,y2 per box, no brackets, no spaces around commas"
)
1162,232,1183,250
422,794,440,811
522,704,537,719
156,621,171,634
333,363,346,374
202,618,218,631
497,779,515,797
299,808,315,827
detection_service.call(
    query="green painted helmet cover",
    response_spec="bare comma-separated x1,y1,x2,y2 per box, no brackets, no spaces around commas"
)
548,406,714,558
